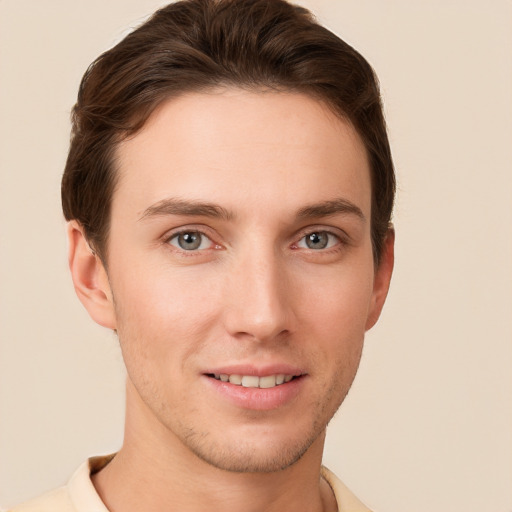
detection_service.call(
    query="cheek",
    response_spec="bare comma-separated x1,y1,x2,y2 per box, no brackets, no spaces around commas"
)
298,260,375,339
112,253,223,320
109,262,224,368
295,258,374,397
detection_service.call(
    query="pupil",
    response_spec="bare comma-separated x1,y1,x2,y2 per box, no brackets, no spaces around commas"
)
179,232,201,250
307,232,328,249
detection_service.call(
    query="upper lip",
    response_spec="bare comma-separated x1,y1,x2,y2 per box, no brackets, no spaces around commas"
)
203,363,305,377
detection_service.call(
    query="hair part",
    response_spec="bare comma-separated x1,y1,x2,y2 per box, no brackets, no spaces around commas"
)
62,0,395,263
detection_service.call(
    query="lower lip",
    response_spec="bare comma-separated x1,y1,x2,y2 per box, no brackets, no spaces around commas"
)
204,375,305,411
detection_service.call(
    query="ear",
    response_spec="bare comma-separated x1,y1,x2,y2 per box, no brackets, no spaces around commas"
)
365,227,395,331
67,221,117,330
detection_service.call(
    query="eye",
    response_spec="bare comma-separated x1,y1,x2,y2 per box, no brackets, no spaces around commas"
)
168,231,214,251
297,231,340,250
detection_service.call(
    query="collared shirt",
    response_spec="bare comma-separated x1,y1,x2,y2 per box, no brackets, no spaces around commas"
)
9,455,372,512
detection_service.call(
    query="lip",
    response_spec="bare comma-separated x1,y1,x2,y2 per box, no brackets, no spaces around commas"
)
202,363,306,411
204,363,305,378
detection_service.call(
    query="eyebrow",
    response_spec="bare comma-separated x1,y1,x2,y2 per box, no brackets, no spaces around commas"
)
139,197,234,222
139,196,365,223
296,198,366,221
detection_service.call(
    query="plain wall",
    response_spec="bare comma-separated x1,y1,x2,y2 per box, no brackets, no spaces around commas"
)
1,1,511,511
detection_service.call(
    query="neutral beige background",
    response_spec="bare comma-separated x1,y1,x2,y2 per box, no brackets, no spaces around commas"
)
1,1,511,510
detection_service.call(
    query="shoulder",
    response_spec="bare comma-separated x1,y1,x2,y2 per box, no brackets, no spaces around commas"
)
321,466,374,512
8,486,75,512
7,455,114,512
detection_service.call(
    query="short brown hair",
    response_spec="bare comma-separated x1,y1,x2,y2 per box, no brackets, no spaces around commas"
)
62,0,395,263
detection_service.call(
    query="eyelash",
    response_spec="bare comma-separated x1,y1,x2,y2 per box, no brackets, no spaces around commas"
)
164,227,346,255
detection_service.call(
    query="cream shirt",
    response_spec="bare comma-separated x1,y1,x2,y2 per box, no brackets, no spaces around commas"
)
9,455,372,512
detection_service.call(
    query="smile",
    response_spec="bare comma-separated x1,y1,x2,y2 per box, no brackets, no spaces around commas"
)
210,373,295,388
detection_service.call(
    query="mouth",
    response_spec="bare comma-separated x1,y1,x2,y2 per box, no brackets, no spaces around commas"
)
206,373,299,389
204,368,305,410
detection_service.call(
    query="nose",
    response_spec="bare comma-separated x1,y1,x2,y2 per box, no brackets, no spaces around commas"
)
222,246,296,343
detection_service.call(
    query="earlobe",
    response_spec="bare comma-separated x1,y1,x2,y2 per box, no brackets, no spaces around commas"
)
67,221,117,330
365,228,395,331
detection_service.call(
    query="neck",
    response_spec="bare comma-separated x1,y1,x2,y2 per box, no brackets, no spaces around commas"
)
92,380,337,512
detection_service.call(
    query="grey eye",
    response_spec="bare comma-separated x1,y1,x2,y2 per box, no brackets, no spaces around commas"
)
169,231,211,251
305,232,329,249
297,231,339,250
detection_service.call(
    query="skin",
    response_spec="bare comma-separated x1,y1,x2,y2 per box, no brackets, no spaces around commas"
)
68,89,394,512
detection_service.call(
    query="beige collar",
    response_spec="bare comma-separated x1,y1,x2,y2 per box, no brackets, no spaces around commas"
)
66,455,372,512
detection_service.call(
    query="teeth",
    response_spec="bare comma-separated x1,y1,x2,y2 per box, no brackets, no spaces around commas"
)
229,374,243,385
213,373,296,388
259,375,276,388
242,376,259,388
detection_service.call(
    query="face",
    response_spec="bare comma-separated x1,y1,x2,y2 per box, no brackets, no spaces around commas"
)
90,89,391,473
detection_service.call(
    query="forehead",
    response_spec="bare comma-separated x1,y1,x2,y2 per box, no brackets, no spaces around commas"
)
113,89,371,221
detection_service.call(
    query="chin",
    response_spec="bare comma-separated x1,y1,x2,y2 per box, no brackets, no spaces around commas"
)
179,420,326,474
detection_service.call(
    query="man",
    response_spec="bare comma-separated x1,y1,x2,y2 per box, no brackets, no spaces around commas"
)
11,0,394,510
